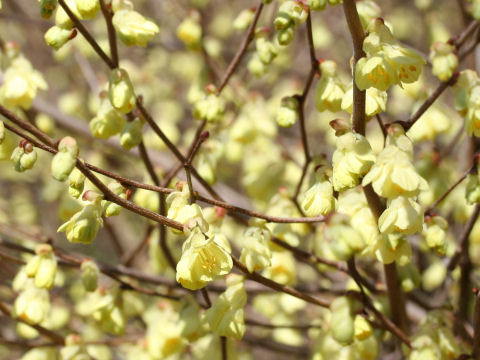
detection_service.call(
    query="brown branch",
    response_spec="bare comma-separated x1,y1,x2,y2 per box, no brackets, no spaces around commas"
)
216,2,264,95
99,0,118,68
58,0,115,69
473,288,480,359
343,0,366,135
232,256,330,307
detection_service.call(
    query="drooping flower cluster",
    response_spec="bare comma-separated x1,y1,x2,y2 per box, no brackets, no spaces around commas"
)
202,274,247,340
363,124,428,263
315,60,346,113
356,18,425,91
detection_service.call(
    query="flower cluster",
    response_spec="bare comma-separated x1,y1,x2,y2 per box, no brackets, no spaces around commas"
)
356,18,425,91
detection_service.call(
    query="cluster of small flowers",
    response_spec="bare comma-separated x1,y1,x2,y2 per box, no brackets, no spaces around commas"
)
43,0,159,51
248,28,279,77
355,18,426,92
273,1,308,46
364,125,430,264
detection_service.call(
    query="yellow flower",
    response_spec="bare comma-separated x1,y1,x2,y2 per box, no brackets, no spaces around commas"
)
466,85,480,137
177,15,202,49
276,96,299,128
90,96,126,139
239,219,272,273
355,54,397,91
373,232,412,265
407,105,451,142
57,199,104,244
74,0,100,20
262,250,296,285
176,228,233,290
356,19,425,91
362,146,428,198
342,84,387,117
112,10,159,47
108,68,136,114
301,181,336,216
378,196,424,235
0,56,47,109
51,136,79,182
91,288,126,335
25,244,57,290
315,60,345,113
13,287,50,325
332,132,375,191
202,274,247,340
430,42,458,82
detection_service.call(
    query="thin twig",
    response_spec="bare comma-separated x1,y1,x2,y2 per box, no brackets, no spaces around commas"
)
216,3,264,95
58,0,115,69
99,0,119,68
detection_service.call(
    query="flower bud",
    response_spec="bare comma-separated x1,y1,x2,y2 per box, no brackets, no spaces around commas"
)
44,25,76,50
102,182,126,217
256,37,278,65
467,173,480,204
430,42,458,82
233,8,255,31
112,9,159,47
120,117,144,150
192,91,225,123
315,60,345,113
247,53,266,77
307,0,327,12
74,0,100,20
240,219,272,272
332,132,375,191
68,168,85,198
357,1,381,29
51,136,78,181
90,95,126,138
398,262,421,292
13,287,50,325
177,15,202,49
55,0,78,29
330,296,355,345
422,261,446,291
423,215,448,256
11,143,37,172
25,244,57,290
108,68,136,114
277,26,294,46
39,0,57,19
81,259,99,292
354,315,373,340
276,96,299,128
